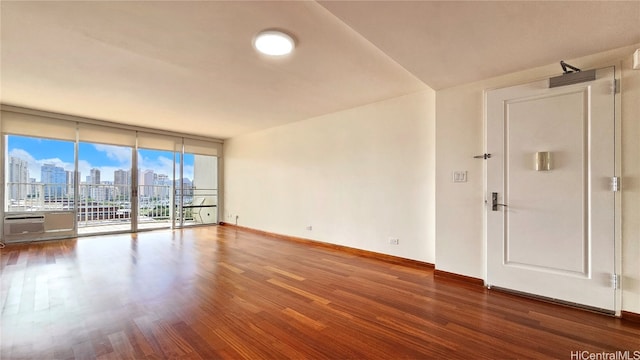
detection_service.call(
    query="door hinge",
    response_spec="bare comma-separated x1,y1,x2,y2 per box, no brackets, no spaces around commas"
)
611,274,620,289
610,176,621,192
614,79,620,94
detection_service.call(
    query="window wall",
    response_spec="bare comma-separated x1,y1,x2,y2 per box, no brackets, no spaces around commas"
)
137,132,181,230
1,108,222,241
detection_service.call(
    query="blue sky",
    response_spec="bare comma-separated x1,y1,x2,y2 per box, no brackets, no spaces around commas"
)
8,135,194,182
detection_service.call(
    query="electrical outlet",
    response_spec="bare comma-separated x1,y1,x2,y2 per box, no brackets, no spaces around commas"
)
306,225,313,231
389,238,399,245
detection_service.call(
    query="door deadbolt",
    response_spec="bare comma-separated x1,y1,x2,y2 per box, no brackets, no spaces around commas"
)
491,192,508,211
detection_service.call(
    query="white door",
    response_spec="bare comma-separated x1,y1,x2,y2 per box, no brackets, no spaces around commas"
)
486,67,616,311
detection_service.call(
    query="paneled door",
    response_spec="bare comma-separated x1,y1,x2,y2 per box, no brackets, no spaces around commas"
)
486,67,617,311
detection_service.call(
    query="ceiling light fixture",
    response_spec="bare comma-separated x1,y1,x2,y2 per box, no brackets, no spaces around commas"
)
253,30,295,56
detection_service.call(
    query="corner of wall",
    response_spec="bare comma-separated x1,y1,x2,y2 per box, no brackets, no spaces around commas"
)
224,91,436,263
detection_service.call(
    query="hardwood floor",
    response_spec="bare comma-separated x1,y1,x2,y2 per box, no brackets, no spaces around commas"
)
1,226,639,359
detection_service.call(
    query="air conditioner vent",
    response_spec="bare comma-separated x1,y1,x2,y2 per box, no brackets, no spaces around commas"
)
4,214,45,236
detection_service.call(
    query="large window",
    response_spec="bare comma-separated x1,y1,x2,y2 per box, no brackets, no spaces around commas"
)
5,135,75,212
1,109,222,240
137,148,177,230
77,142,133,235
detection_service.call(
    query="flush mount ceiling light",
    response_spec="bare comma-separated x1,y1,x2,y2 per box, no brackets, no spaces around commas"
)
253,30,295,56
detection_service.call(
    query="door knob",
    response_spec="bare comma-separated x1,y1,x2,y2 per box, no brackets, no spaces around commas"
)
492,192,508,211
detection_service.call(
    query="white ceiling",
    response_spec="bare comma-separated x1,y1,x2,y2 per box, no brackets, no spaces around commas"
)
1,1,639,140
320,1,640,90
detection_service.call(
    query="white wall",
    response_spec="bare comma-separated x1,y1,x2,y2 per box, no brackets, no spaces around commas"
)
224,91,436,263
224,45,639,313
436,44,640,313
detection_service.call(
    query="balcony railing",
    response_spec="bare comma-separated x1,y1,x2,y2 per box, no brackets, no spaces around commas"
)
6,182,217,230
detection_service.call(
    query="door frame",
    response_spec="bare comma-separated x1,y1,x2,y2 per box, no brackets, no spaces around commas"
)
482,64,623,316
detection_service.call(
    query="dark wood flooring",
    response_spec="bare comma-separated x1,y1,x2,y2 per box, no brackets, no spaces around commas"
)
1,226,639,359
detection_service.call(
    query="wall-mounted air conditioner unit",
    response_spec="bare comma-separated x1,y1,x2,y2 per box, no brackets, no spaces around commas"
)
4,214,45,236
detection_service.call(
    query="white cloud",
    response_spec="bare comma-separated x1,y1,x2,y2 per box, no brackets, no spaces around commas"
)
137,154,191,181
93,144,132,166
9,148,74,182
9,148,195,184
9,148,36,165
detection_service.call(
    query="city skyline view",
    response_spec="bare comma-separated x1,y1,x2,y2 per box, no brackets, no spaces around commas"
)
7,135,194,183
4,134,218,231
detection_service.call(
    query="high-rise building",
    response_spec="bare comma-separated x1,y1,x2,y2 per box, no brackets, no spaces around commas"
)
140,169,155,197
41,163,67,198
66,170,75,197
114,169,131,200
9,157,29,200
154,173,171,199
90,168,101,184
92,181,115,202
66,171,74,185
29,178,37,198
114,169,130,187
